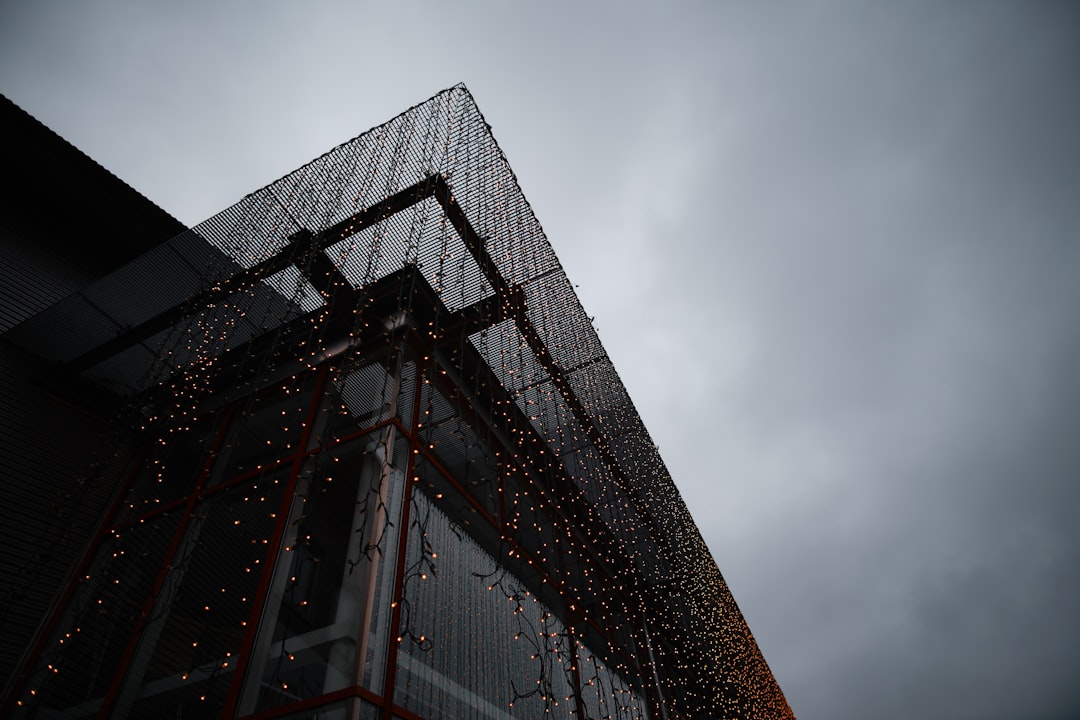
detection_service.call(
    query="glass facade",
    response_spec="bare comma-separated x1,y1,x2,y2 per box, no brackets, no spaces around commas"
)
11,333,651,719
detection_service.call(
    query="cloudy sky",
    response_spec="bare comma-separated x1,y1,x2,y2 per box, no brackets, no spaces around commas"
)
3,2,1079,718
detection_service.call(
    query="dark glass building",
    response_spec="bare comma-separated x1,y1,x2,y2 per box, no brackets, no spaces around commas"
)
1,86,792,720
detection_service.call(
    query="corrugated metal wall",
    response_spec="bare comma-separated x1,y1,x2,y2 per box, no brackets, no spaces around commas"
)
0,94,185,690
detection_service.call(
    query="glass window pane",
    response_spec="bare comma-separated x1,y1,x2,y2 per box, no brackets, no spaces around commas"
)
247,431,407,712
12,512,182,718
123,474,288,717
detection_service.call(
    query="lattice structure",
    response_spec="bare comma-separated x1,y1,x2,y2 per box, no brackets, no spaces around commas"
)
3,85,792,719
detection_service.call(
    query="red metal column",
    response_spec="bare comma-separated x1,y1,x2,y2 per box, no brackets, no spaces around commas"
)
220,366,330,717
569,630,588,720
380,362,426,720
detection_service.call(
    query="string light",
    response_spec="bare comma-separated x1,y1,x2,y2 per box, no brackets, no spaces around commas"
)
9,85,790,720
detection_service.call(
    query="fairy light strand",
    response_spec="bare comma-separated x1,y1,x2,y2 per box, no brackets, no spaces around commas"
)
9,85,792,720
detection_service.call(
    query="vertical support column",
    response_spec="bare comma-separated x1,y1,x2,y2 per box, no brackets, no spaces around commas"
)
568,628,588,720
221,366,330,718
320,436,398,720
347,433,398,687
550,519,588,720
380,361,426,720
330,349,405,720
236,372,340,717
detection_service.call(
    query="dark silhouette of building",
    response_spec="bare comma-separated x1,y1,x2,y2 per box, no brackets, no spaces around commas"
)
0,86,793,720
0,92,188,691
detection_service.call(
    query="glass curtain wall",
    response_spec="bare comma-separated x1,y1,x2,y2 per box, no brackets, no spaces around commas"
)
11,331,650,720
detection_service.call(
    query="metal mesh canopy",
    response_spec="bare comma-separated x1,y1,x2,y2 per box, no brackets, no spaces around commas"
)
5,85,791,719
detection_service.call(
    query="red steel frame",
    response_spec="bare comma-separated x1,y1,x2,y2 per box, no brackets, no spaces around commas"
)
220,365,331,715
379,361,426,720
8,328,658,720
96,404,238,719
221,335,656,720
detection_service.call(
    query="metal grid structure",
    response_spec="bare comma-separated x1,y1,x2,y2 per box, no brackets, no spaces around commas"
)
2,85,792,719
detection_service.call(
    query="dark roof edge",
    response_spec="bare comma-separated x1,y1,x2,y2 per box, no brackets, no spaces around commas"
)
1,93,187,269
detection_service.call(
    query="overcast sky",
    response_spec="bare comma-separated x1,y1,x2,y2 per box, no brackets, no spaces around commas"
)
3,2,1079,718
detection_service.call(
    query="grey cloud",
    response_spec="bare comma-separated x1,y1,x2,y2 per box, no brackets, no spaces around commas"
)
2,2,1078,718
